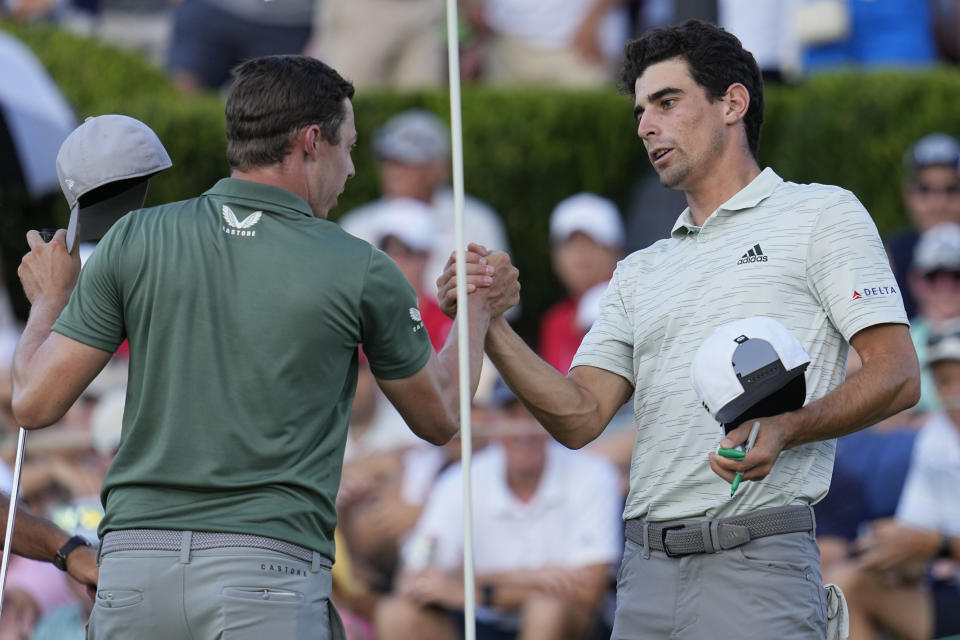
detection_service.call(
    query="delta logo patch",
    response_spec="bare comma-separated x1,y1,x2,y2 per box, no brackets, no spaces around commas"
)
852,285,899,300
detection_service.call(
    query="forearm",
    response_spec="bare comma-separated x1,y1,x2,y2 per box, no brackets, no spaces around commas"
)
781,339,919,448
485,317,604,448
0,495,70,563
436,296,492,424
11,295,70,428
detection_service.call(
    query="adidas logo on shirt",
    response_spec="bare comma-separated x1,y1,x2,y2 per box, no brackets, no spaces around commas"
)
737,243,768,264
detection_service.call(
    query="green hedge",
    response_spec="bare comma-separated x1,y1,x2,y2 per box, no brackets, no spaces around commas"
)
4,21,960,345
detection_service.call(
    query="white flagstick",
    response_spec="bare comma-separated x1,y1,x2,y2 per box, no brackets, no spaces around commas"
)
0,427,26,618
445,2,476,639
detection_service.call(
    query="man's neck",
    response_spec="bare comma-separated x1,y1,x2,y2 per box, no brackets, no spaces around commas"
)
685,156,762,227
506,468,543,503
232,164,308,206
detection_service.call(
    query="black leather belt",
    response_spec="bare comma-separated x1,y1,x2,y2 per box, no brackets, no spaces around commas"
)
624,505,814,557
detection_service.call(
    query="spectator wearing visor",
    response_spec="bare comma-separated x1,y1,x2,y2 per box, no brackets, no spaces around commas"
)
887,133,960,319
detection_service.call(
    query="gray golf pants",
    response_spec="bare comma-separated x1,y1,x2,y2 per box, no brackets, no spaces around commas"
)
611,530,827,639
88,534,342,639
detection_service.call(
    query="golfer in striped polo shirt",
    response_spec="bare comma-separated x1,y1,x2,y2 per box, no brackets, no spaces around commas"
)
439,19,920,640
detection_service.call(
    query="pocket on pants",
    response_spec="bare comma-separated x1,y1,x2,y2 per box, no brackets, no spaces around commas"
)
87,588,146,639
221,586,320,640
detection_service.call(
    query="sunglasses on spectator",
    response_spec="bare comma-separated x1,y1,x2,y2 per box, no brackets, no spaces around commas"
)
911,183,960,196
922,269,960,282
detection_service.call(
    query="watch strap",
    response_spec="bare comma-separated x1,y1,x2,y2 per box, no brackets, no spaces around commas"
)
54,535,91,571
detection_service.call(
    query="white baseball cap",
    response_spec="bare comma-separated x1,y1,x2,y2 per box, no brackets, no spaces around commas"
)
373,109,449,165
56,114,172,251
691,317,810,428
927,319,960,367
549,192,625,249
369,198,437,253
913,221,960,273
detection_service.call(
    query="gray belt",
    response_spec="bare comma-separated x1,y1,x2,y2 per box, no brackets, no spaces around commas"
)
625,505,814,557
100,529,318,564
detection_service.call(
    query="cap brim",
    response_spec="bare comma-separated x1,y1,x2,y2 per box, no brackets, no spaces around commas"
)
75,179,150,245
715,363,808,426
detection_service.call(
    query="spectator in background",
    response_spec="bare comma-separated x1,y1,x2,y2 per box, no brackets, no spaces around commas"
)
802,0,937,72
462,0,629,86
376,382,622,640
167,0,316,93
887,133,960,319
825,323,960,640
907,222,960,414
539,193,624,375
366,198,453,352
307,0,443,90
338,109,511,299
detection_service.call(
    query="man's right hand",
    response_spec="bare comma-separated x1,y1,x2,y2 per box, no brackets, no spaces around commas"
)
437,243,519,319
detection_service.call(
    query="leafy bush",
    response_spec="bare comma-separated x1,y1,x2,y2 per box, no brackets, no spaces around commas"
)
4,20,960,343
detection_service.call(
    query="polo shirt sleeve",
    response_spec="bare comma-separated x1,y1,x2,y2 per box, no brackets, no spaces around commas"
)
52,220,127,352
359,249,432,380
569,268,635,385
806,190,908,342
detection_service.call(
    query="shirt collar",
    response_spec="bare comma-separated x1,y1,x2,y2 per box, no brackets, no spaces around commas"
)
670,167,782,237
204,178,316,219
489,443,565,516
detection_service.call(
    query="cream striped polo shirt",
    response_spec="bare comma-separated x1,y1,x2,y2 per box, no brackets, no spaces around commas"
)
571,168,908,522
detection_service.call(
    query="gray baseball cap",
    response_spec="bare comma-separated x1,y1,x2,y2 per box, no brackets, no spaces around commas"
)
56,114,172,251
373,109,449,165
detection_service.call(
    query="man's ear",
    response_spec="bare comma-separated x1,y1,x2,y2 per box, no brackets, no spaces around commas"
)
301,125,324,159
722,83,750,124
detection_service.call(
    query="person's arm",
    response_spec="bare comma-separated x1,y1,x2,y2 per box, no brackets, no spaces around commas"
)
378,250,520,444
853,518,952,571
12,229,112,428
0,494,97,588
485,319,633,449
711,322,920,483
437,245,632,449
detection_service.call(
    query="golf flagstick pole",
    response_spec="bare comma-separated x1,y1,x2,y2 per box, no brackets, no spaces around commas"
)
0,426,26,618
445,2,476,639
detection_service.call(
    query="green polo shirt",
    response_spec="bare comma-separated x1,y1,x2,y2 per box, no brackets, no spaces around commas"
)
53,178,432,557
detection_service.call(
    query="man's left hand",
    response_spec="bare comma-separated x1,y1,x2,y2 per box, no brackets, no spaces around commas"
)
18,229,80,305
66,543,99,600
708,413,794,485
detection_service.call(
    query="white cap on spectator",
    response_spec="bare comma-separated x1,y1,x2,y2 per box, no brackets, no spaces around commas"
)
549,193,625,249
927,320,960,367
913,221,960,273
691,316,809,426
373,109,449,165
906,132,960,174
369,198,437,253
57,114,171,251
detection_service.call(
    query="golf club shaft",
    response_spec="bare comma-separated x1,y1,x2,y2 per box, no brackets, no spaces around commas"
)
0,427,27,619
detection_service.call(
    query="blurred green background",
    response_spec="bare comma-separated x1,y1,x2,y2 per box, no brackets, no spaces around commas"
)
4,21,960,346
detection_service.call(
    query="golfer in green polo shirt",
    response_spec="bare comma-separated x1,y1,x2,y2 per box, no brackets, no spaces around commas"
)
12,55,518,640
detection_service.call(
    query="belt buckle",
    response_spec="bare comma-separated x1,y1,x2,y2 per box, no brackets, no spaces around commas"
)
660,524,686,558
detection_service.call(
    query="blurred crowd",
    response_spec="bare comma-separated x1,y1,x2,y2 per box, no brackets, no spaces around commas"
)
3,0,960,92
2,1,960,639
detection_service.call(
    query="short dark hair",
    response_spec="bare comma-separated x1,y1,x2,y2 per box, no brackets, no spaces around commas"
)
619,20,764,158
225,55,355,171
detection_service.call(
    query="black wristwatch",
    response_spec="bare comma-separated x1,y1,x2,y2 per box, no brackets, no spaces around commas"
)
53,535,91,572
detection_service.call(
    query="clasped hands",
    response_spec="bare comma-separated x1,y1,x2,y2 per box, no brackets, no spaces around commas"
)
436,243,520,319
